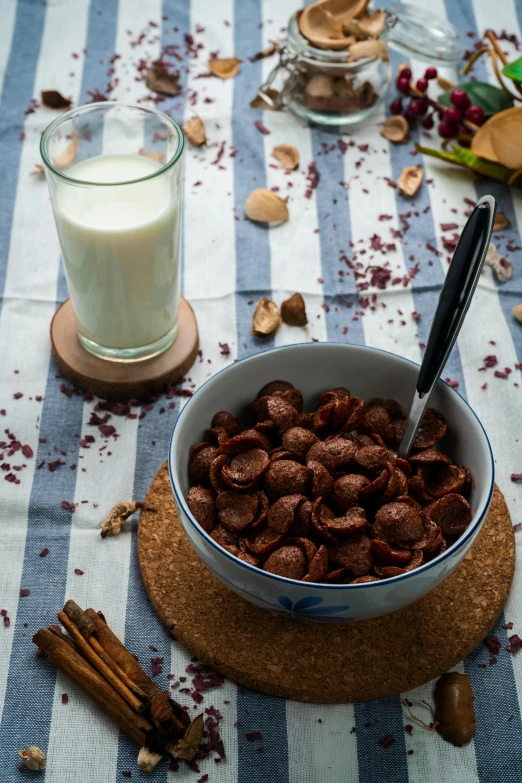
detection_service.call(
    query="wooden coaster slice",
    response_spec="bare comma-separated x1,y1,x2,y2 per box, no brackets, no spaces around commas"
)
50,297,198,401
138,463,515,703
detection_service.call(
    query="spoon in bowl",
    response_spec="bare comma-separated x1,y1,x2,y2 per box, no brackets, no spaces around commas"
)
397,194,496,458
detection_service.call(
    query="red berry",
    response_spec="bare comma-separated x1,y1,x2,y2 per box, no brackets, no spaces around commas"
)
410,98,428,116
421,113,434,129
424,66,437,80
416,78,429,93
399,66,412,79
397,77,411,95
444,106,462,123
465,104,485,125
390,98,403,115
404,108,417,125
438,120,458,138
450,88,471,109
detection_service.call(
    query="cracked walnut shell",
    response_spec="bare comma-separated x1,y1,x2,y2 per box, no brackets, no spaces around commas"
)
245,188,289,223
208,57,242,78
183,116,206,146
252,298,281,337
397,165,423,197
381,116,409,144
271,144,299,170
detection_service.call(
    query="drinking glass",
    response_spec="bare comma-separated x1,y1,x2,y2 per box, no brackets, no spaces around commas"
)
41,102,184,362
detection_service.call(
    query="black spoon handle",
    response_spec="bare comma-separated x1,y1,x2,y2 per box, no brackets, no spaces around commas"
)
397,194,496,459
417,194,496,396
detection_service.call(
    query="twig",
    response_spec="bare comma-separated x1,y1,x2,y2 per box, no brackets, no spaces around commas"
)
507,166,522,185
462,41,522,102
486,30,508,65
489,48,522,101
401,697,439,732
461,46,491,75
486,29,522,97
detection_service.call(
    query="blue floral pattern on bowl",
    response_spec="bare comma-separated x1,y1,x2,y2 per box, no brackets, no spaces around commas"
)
205,564,355,622
276,596,354,621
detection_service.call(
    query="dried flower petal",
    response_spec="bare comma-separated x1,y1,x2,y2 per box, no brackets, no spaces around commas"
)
146,65,181,96
513,303,522,322
507,634,522,654
397,166,423,197
281,293,308,326
137,747,162,772
41,90,71,109
254,120,270,135
379,734,395,749
100,500,144,538
252,298,281,337
19,746,46,771
271,143,299,170
208,57,242,79
251,42,276,61
183,116,206,147
250,89,280,111
32,163,45,176
493,211,510,231
486,243,513,283
245,188,289,223
381,116,409,144
53,131,78,169
168,714,205,760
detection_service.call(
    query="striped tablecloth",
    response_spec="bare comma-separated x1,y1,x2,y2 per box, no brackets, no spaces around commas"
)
1,0,522,781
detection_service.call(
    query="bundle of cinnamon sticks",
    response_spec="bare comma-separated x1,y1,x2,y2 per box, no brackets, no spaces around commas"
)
33,601,204,772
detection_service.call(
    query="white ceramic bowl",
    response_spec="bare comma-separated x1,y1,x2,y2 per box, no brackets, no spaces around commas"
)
169,343,494,622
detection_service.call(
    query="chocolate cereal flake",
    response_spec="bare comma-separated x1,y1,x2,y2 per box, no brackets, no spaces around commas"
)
186,381,471,584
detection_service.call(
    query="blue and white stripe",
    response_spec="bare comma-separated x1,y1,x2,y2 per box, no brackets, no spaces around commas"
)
1,0,522,781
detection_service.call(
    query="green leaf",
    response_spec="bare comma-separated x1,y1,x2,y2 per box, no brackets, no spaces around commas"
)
414,144,463,166
502,57,522,84
438,81,513,117
415,143,522,187
451,147,515,182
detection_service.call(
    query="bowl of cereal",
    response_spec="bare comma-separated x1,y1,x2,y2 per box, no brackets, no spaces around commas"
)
168,343,494,622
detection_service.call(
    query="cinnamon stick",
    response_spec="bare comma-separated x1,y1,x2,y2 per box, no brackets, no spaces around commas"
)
57,609,146,715
33,629,152,747
63,601,148,704
48,624,79,652
85,608,185,737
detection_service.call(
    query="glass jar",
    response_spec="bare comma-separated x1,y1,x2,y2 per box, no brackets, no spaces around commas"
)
258,3,464,127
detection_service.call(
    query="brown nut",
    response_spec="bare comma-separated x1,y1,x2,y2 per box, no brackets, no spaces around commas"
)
434,672,476,747
281,293,308,326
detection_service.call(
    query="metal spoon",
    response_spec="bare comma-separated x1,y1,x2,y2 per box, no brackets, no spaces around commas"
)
397,194,496,458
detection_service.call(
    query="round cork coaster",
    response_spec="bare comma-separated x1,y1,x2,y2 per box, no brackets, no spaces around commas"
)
138,463,515,703
50,298,199,401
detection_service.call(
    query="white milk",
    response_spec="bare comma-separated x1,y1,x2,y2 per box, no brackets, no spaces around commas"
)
55,154,181,352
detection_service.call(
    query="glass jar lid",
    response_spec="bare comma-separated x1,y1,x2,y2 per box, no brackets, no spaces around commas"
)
382,2,465,65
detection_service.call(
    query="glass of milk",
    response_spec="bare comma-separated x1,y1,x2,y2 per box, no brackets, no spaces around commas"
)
41,102,184,362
